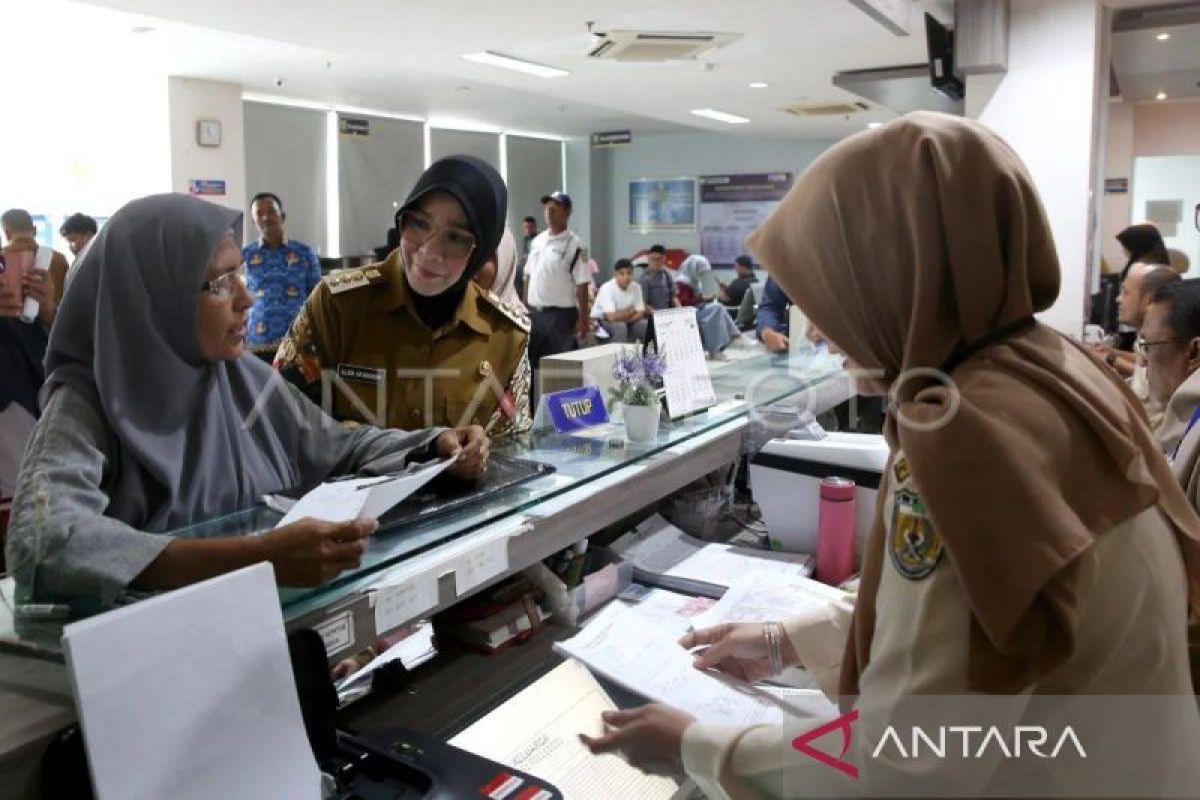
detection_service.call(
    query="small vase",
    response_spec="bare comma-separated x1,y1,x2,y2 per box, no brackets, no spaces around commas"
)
623,403,661,443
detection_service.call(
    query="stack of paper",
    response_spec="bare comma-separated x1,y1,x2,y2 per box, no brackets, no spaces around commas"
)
554,603,835,727
608,515,812,598
450,660,678,800
690,575,853,630
335,621,437,703
615,586,715,641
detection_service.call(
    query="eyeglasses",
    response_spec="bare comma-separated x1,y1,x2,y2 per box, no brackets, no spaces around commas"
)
398,210,476,261
201,263,247,299
1135,336,1188,356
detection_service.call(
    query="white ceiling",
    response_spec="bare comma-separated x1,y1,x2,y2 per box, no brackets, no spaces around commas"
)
1112,20,1200,101
61,0,960,139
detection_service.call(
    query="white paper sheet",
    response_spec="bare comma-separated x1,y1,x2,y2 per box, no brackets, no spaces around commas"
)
275,456,456,528
690,575,853,631
62,564,320,800
618,588,715,641
450,660,677,800
555,603,800,726
372,572,440,633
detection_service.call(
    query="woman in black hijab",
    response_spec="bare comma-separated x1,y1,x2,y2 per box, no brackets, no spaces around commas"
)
275,156,532,436
1117,223,1171,280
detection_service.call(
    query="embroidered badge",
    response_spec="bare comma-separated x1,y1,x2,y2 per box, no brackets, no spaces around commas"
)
287,252,299,265
893,457,910,484
889,488,943,580
287,285,300,297
250,253,263,265
336,364,384,386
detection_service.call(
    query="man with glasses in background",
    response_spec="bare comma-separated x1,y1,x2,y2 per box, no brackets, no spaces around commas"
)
1144,278,1200,510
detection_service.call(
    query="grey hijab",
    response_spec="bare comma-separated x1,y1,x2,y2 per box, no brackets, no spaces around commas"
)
43,193,303,530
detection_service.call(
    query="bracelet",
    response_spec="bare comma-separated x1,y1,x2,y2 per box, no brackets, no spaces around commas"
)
762,622,785,676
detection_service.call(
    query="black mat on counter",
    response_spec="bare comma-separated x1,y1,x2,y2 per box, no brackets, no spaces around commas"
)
375,453,555,533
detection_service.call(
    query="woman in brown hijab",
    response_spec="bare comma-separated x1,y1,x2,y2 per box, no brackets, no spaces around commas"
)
582,112,1200,797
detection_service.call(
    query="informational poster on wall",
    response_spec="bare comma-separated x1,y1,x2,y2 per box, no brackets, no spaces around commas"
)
629,178,696,231
699,173,793,266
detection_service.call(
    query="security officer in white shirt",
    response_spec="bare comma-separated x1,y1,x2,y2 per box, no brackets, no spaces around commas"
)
524,191,591,369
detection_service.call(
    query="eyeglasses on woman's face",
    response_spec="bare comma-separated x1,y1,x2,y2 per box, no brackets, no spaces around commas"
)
201,262,247,299
398,209,476,261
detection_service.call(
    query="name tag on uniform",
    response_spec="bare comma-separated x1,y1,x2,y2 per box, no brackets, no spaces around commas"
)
532,385,608,433
336,363,384,386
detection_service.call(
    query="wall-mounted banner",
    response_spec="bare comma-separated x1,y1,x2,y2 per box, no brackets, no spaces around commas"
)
591,130,632,148
699,173,793,266
629,178,696,231
339,117,370,137
188,179,227,196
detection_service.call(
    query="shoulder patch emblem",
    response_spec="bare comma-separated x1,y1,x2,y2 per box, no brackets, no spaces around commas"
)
889,488,943,581
325,266,386,295
480,290,531,332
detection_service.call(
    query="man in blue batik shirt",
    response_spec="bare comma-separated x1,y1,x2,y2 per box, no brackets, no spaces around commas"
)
242,192,322,362
756,276,792,353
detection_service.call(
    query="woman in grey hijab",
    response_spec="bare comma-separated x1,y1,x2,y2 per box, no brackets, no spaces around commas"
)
6,193,477,608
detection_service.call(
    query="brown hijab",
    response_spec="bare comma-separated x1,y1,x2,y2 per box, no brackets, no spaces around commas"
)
747,111,1200,694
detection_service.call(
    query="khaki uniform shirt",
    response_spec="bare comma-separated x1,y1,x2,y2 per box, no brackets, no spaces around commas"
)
274,250,532,434
682,449,1200,798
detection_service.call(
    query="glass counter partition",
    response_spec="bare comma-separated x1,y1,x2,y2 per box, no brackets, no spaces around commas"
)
0,350,845,659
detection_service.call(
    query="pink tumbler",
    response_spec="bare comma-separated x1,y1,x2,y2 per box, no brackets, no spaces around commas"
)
815,476,856,586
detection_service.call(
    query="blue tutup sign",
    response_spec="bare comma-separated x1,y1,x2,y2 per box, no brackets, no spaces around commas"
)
543,385,609,433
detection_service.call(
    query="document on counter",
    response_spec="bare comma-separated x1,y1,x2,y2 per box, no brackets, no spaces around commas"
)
609,515,812,597
62,564,320,800
555,603,833,727
450,660,677,800
275,456,456,528
690,575,854,631
617,586,715,641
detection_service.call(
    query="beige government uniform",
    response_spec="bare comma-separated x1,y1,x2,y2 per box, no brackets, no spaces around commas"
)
681,450,1200,798
274,249,531,434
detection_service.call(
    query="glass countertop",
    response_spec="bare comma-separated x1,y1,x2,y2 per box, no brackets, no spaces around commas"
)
0,347,843,659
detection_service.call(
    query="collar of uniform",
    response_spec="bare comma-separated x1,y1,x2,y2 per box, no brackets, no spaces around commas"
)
256,237,290,250
374,249,492,336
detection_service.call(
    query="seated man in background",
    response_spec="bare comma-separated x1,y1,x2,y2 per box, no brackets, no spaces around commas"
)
756,275,791,353
591,258,647,343
638,244,677,311
718,254,758,308
1096,262,1180,378
1098,262,1181,429
242,192,322,363
1144,279,1200,505
59,212,99,288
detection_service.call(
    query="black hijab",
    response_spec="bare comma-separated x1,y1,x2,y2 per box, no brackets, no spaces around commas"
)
394,155,507,329
1116,223,1170,280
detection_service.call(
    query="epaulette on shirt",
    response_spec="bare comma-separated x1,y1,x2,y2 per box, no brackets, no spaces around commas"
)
325,265,387,295
480,290,531,333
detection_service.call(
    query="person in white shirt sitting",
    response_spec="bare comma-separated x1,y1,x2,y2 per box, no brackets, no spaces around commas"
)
591,258,648,343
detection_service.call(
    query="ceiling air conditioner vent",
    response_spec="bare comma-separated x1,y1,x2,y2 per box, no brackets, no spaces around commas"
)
781,101,870,116
587,30,742,62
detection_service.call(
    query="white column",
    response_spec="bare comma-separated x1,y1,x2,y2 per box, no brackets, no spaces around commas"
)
967,0,1103,336
167,77,246,213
